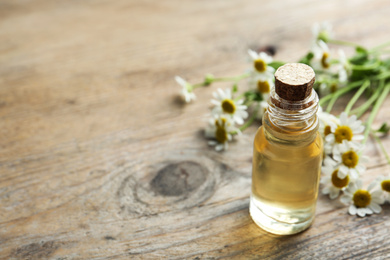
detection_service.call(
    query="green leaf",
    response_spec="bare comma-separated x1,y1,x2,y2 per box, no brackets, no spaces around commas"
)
355,46,368,54
232,84,238,93
253,92,263,101
244,91,263,102
268,61,285,70
298,52,314,66
376,123,390,134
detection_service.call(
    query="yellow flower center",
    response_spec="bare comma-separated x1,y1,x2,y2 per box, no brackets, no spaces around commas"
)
330,83,338,93
257,80,270,94
254,59,267,73
215,117,227,128
381,180,390,192
334,125,353,143
353,189,371,208
215,127,228,143
324,125,331,136
321,52,330,69
331,169,349,188
221,99,236,114
342,150,359,168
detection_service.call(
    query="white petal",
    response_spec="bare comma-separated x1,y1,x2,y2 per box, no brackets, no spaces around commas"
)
367,182,377,192
369,203,382,214
352,135,364,142
348,205,357,215
357,208,366,217
355,180,363,189
353,125,365,134
215,144,224,151
333,151,341,161
329,189,340,199
208,141,217,146
328,121,338,132
365,207,373,215
234,116,244,125
349,169,359,180
322,186,330,194
238,110,249,118
322,165,334,175
371,190,384,199
325,134,335,143
224,142,229,150
372,195,385,205
175,76,186,86
324,157,337,167
340,195,351,205
355,164,365,174
360,156,370,163
248,49,258,60
347,114,357,125
338,166,348,178
211,99,220,106
217,88,225,98
340,112,348,125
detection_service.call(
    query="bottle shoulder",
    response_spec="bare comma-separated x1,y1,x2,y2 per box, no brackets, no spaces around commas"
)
254,125,323,158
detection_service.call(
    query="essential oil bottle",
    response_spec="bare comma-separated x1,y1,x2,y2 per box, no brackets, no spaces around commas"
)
250,63,323,235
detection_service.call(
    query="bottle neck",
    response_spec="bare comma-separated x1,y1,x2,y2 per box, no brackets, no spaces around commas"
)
263,88,319,143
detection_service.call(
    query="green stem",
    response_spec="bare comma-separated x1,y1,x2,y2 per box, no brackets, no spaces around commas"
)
244,99,255,107
328,39,361,48
362,83,390,146
371,130,390,165
371,41,390,51
319,80,364,107
344,80,370,115
324,80,364,113
350,60,381,71
212,73,250,82
351,79,384,118
193,83,205,89
234,92,245,101
192,73,250,89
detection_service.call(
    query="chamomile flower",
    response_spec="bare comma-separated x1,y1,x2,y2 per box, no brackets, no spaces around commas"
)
311,40,331,71
319,80,346,96
324,112,364,154
332,140,368,180
321,162,351,199
318,106,339,139
205,116,240,151
255,78,273,101
337,49,350,83
373,175,390,202
256,101,269,120
340,179,384,217
211,88,248,125
175,76,196,103
248,50,275,79
312,22,333,43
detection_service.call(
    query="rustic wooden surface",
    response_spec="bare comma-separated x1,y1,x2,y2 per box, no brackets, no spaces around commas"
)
1,0,390,259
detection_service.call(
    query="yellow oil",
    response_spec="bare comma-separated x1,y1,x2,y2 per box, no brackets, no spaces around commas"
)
250,124,323,235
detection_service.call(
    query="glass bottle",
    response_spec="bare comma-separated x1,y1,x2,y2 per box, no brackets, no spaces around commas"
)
250,63,323,235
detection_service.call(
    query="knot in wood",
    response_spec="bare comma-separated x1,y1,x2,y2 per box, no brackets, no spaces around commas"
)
151,161,207,196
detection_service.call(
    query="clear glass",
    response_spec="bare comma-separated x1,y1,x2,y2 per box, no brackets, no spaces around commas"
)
250,89,323,235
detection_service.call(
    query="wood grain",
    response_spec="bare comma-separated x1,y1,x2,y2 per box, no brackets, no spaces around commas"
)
1,0,390,259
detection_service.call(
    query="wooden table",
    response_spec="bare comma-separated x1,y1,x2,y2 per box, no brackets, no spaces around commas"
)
1,1,390,259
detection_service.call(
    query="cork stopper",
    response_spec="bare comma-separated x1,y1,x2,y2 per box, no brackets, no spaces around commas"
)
274,63,315,101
